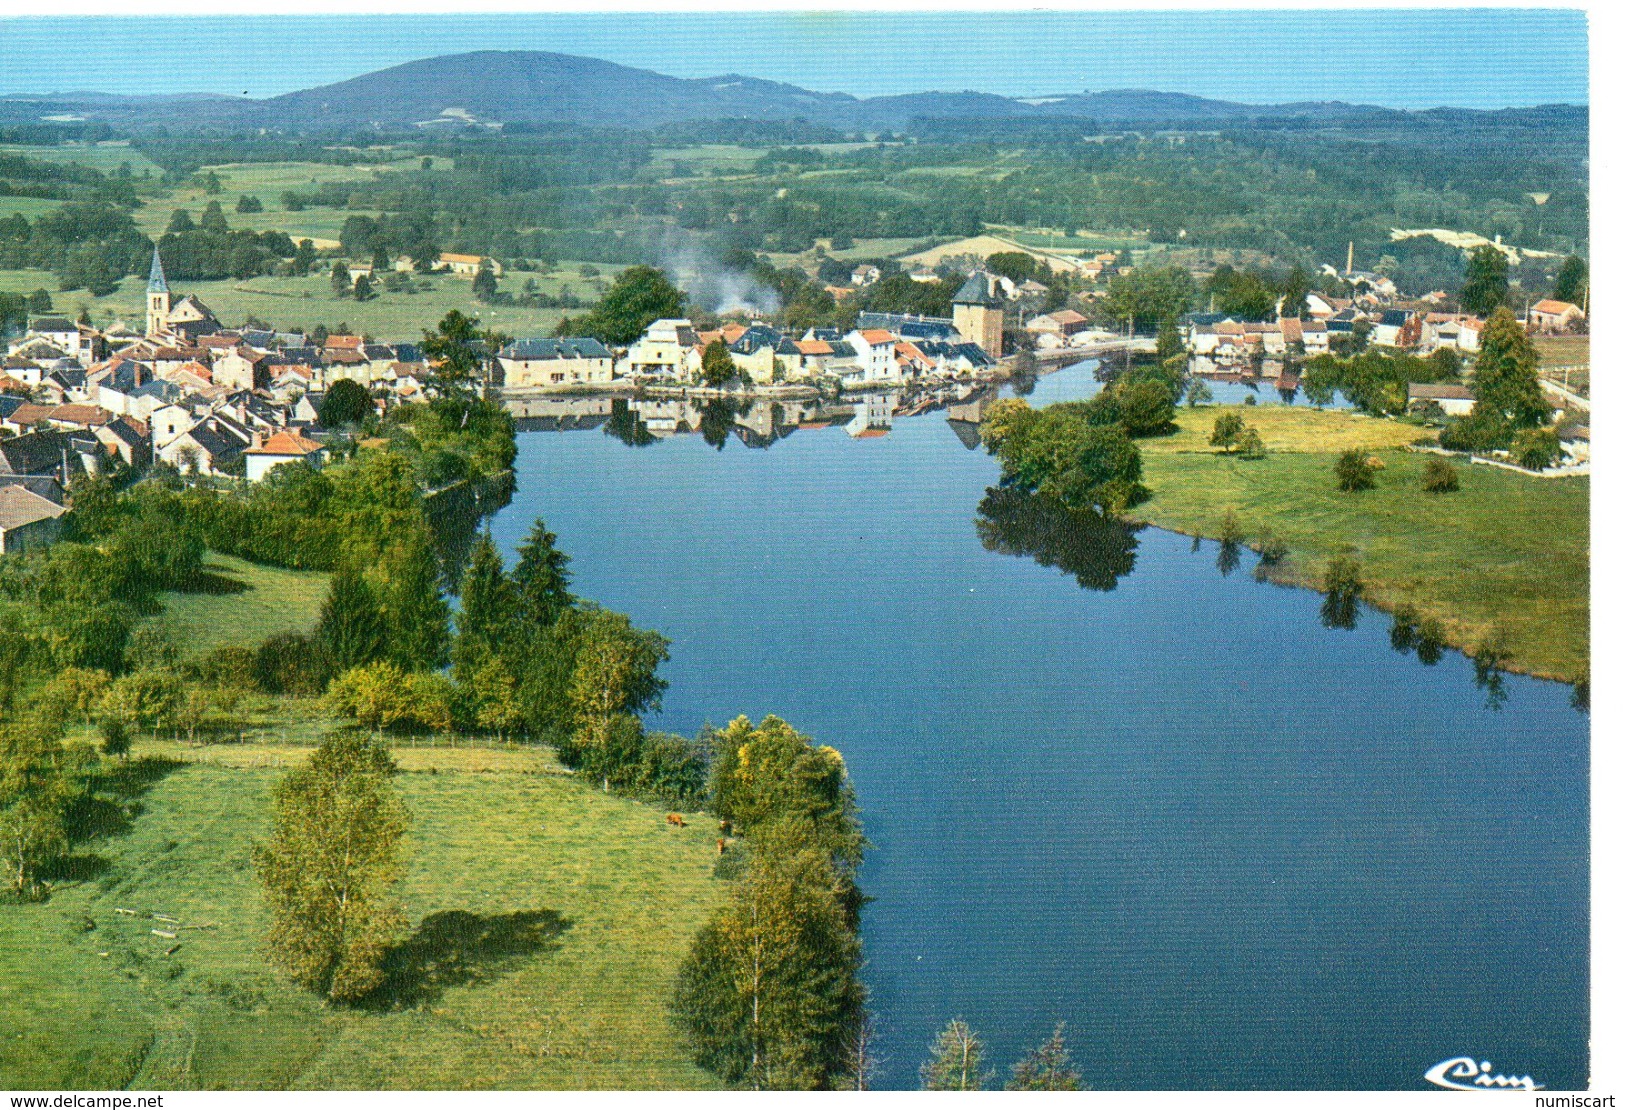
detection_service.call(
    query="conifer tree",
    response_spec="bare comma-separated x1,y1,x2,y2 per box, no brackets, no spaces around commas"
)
1472,306,1552,430
372,530,451,673
512,518,573,629
453,532,515,679
317,565,387,672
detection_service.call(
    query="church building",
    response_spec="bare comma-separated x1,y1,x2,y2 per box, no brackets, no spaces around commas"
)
145,248,221,341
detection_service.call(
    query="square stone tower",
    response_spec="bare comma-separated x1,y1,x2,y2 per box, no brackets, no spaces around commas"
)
952,272,1004,360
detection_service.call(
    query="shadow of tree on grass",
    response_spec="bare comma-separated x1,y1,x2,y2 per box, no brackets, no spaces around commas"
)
365,909,572,1010
66,757,187,843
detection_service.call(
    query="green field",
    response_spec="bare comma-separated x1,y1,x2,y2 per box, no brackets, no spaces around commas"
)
993,226,1147,252
0,742,727,1090
0,265,598,341
3,546,729,1090
150,554,330,660
128,156,444,242
1131,405,1589,681
0,141,165,178
0,195,67,220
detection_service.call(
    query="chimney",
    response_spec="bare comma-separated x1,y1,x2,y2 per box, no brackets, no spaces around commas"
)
251,430,263,450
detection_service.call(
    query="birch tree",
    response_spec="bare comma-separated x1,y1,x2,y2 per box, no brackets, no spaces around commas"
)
920,1019,993,1090
255,732,408,1002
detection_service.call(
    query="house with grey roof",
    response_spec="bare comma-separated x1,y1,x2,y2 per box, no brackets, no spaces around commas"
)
0,484,68,554
498,337,616,389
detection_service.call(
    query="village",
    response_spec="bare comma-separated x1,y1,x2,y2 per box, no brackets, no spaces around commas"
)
0,231,1591,555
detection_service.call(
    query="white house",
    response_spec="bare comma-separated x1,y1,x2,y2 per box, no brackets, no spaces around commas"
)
20,318,87,365
624,319,702,380
844,329,901,383
438,252,502,277
1299,319,1331,354
1407,382,1476,417
243,429,327,481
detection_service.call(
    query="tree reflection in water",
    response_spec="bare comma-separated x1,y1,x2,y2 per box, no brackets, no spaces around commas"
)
1320,589,1359,631
1215,539,1241,577
699,397,738,451
975,487,1140,592
605,399,654,447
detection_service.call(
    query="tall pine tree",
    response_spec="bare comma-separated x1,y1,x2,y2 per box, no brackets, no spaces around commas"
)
374,530,451,672
453,532,515,680
512,519,573,629
317,565,387,672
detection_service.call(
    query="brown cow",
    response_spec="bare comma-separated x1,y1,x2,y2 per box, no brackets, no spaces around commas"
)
717,838,727,855
666,813,686,828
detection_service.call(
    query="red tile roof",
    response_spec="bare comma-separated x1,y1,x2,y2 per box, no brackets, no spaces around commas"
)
245,430,325,457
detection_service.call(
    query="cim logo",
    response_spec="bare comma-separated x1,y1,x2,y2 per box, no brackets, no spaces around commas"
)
1425,1056,1544,1092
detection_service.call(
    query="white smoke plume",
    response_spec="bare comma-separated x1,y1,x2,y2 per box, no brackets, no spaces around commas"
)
655,229,782,317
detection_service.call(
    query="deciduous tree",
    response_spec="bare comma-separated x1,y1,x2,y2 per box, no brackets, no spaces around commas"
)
1007,1022,1084,1090
255,732,408,1002
920,1019,992,1090
672,838,865,1089
1472,307,1552,430
0,716,79,898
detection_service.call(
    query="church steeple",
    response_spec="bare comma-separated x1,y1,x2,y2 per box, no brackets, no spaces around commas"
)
148,246,169,294
146,246,171,338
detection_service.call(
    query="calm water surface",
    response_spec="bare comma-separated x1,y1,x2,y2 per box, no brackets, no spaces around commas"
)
487,363,1587,1090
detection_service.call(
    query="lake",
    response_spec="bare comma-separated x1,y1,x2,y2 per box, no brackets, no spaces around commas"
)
485,363,1588,1090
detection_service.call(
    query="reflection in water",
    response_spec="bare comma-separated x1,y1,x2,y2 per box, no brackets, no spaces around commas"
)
1009,369,1039,397
1474,657,1508,711
1416,634,1444,666
945,418,982,451
605,398,655,447
1216,539,1241,578
1320,589,1359,631
699,397,737,451
1390,606,1445,665
975,487,1140,592
1571,677,1590,712
426,471,514,591
1276,385,1299,405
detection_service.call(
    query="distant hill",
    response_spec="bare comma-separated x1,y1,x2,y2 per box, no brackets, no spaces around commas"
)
0,49,1587,134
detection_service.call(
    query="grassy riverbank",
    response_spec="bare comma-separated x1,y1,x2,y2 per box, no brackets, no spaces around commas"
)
1131,406,1589,682
0,740,726,1090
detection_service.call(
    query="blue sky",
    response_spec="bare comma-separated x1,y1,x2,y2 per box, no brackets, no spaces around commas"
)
0,10,1588,108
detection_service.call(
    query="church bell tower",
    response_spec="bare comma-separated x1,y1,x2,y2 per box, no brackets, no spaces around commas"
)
146,247,171,338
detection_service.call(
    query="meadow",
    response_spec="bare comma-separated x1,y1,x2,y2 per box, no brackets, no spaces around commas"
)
151,553,329,659
0,747,727,1090
0,264,603,341
1133,405,1590,681
0,539,731,1090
